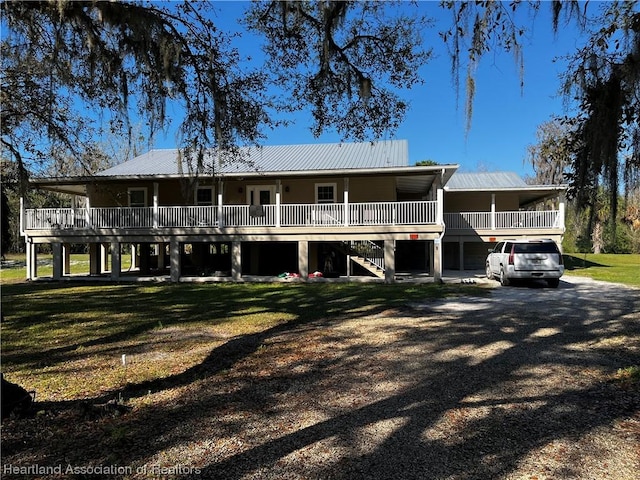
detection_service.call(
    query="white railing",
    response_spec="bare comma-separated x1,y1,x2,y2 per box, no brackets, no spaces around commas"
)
90,207,154,228
349,240,385,270
24,201,440,231
444,210,560,230
281,204,344,226
158,206,218,227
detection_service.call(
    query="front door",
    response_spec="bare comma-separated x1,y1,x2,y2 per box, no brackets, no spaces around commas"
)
247,186,275,205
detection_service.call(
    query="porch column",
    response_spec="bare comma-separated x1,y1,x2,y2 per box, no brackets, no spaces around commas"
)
458,239,465,271
384,239,395,283
158,242,166,270
298,240,308,279
110,242,121,280
170,238,181,282
89,243,101,275
63,243,71,276
343,178,349,226
85,197,91,228
436,188,444,225
231,241,242,281
276,180,281,228
433,237,443,282
153,182,159,228
130,244,137,270
25,239,36,280
217,180,224,228
52,242,63,280
558,195,566,230
100,243,109,273
491,194,496,230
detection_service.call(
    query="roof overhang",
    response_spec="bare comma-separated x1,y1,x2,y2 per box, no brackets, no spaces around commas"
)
445,185,568,206
31,164,460,195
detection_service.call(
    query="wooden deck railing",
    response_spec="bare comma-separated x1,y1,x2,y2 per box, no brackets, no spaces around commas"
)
24,201,441,231
444,210,562,230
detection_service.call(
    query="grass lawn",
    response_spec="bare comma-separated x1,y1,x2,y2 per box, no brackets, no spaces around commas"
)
563,253,640,287
0,252,133,284
1,280,482,401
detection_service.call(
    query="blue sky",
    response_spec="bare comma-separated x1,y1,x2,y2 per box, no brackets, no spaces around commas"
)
156,1,592,179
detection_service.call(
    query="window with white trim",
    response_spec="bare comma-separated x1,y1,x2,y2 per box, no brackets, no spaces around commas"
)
315,183,337,204
128,188,147,207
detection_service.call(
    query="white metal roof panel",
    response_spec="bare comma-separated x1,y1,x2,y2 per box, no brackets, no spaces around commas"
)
96,140,409,177
445,172,528,190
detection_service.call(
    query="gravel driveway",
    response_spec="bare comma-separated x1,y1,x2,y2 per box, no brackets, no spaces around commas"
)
2,276,639,480
159,276,640,480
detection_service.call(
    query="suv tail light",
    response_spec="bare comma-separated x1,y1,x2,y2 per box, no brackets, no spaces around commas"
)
558,253,564,265
508,245,515,265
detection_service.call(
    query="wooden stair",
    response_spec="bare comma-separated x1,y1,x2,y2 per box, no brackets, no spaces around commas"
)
349,255,385,278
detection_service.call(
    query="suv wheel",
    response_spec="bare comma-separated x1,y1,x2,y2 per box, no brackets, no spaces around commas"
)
500,268,510,286
547,278,560,288
486,263,493,280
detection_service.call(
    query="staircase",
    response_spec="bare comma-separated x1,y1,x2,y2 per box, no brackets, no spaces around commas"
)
344,240,385,279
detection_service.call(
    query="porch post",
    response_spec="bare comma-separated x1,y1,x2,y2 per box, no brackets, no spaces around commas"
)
558,194,566,230
276,180,281,228
217,180,224,228
52,242,63,280
27,242,38,280
24,237,33,280
384,239,395,283
458,239,465,271
343,178,349,226
85,197,91,228
158,242,166,270
130,244,137,270
298,240,308,279
491,194,496,230
436,188,444,225
100,243,109,273
89,243,101,275
433,237,443,282
170,238,181,282
110,242,121,280
153,182,159,229
231,241,242,281
63,243,71,276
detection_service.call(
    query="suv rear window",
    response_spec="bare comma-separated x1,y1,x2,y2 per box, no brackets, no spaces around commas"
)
513,243,559,254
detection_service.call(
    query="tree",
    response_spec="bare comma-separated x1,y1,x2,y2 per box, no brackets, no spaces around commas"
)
1,0,272,188
526,118,572,186
1,0,431,185
415,160,439,167
442,0,639,248
245,1,431,141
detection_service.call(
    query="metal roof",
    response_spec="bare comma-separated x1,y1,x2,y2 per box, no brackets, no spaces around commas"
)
445,172,528,190
96,140,409,177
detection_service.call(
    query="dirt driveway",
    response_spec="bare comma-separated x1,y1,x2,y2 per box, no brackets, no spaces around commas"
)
2,277,639,480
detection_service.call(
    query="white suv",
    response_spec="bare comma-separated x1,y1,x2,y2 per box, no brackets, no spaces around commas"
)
486,239,564,287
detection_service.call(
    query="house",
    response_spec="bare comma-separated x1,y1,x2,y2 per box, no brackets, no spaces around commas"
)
20,140,566,282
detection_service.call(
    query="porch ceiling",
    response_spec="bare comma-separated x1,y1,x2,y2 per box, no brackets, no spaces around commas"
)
396,174,435,194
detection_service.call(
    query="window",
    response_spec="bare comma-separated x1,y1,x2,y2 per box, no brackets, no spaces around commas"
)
196,187,214,206
128,188,147,207
315,183,337,204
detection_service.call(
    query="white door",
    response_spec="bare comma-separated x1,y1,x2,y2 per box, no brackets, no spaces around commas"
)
246,186,275,205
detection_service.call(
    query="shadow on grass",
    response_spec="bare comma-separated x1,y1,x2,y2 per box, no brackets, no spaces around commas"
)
563,254,607,270
2,280,639,479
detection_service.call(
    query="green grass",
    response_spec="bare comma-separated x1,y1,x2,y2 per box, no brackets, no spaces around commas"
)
1,281,481,400
0,252,133,284
563,254,640,287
